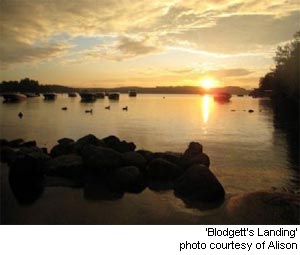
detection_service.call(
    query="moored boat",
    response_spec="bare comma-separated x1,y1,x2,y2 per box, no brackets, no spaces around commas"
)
108,93,120,100
2,93,26,102
213,92,231,102
68,92,77,97
24,93,40,98
128,90,137,97
43,93,57,100
96,92,105,99
79,92,97,102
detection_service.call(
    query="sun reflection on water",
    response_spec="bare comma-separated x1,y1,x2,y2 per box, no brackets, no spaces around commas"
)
202,95,214,124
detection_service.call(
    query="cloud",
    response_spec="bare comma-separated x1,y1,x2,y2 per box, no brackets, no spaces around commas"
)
78,36,162,61
164,11,300,54
0,0,299,68
117,36,161,57
201,68,253,78
0,41,70,69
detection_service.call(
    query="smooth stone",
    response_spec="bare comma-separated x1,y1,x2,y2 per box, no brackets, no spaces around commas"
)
122,151,147,168
183,142,203,157
103,135,136,153
81,144,123,174
0,139,8,146
174,164,225,202
57,138,74,145
146,158,184,181
107,166,146,193
7,139,24,148
50,142,76,157
180,152,210,168
0,146,17,163
44,154,84,179
20,140,37,147
74,134,105,153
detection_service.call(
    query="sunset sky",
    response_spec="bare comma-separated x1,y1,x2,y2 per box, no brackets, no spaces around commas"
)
0,0,299,88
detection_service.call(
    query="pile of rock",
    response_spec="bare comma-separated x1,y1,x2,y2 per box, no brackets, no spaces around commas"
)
0,135,225,204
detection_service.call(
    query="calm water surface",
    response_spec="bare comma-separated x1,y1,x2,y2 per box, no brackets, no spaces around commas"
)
0,94,298,224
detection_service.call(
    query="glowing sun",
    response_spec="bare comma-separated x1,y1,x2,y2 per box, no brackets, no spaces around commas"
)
200,78,217,89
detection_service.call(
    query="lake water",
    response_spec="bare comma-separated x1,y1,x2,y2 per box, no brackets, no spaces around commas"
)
0,94,298,224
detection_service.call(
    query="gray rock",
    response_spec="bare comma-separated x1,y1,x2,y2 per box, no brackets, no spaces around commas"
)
20,140,37,147
57,138,74,145
50,142,76,157
153,152,182,165
0,146,17,163
0,139,8,146
74,134,105,153
103,135,136,153
146,158,184,181
174,164,225,202
183,142,203,157
108,166,146,192
44,154,84,179
136,150,155,162
7,139,24,148
122,151,147,168
180,152,210,168
81,144,123,174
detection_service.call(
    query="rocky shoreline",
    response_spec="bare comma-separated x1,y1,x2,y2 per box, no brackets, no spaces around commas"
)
1,135,299,224
0,135,224,204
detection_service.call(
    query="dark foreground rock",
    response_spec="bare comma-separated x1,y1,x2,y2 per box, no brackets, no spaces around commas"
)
146,158,184,181
174,164,225,202
2,135,226,205
81,144,123,174
44,154,84,180
107,166,146,193
103,135,136,152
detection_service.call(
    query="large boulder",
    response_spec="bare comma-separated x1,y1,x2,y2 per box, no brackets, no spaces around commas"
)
146,158,184,181
180,142,210,168
103,135,136,153
0,139,8,147
153,152,182,165
7,138,24,148
107,166,146,193
57,137,74,145
19,140,37,148
9,165,44,205
183,142,203,157
136,150,155,162
43,154,84,179
122,151,147,168
0,146,17,163
74,134,105,153
180,152,210,168
81,144,123,174
50,142,76,157
174,164,225,202
9,147,50,172
8,151,47,204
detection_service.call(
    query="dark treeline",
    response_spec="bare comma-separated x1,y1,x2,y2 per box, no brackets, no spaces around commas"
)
0,78,75,93
259,31,299,117
0,78,249,95
259,31,299,173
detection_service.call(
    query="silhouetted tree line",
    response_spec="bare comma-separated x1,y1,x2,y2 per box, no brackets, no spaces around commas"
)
0,78,76,93
259,31,299,117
